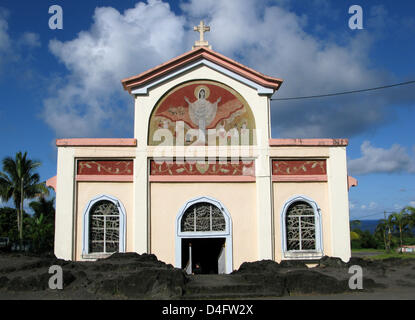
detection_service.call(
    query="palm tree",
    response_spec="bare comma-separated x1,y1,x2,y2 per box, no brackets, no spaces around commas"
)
375,219,388,251
29,197,55,252
29,213,54,253
406,206,415,228
389,209,410,251
29,196,55,222
0,152,48,245
383,215,395,252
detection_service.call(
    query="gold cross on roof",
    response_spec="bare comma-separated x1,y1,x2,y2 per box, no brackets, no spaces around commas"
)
193,20,211,49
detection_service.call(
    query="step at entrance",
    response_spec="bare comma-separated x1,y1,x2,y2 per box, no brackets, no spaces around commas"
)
183,274,279,299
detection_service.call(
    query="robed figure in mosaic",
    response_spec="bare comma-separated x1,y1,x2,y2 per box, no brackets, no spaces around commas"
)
185,87,221,144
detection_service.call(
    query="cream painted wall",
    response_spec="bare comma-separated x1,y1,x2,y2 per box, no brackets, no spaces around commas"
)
53,146,136,260
54,56,352,265
150,182,257,270
55,147,75,260
327,147,351,262
75,182,134,261
73,147,136,158
269,147,329,158
133,64,274,260
273,182,331,262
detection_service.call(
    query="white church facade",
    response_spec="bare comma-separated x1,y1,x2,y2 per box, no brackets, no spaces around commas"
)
48,23,357,274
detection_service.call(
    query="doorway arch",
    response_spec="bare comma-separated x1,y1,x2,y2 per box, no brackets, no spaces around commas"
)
175,196,233,274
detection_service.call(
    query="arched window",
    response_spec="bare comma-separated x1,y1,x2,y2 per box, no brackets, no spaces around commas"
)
89,200,120,253
281,195,323,259
286,201,316,251
175,196,233,273
82,195,126,256
181,202,226,232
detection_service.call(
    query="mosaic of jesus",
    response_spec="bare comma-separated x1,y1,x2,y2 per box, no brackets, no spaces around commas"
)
148,80,256,146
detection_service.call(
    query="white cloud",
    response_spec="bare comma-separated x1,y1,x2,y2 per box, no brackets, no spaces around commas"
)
409,201,415,207
17,32,41,48
348,141,415,175
44,0,186,137
0,8,41,76
0,9,11,63
182,0,406,138
357,201,378,211
42,0,415,138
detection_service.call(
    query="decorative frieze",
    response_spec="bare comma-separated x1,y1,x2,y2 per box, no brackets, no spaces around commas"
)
272,160,326,176
77,160,133,176
150,160,255,176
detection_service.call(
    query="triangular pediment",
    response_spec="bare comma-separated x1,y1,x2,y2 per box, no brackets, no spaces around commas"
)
121,47,283,95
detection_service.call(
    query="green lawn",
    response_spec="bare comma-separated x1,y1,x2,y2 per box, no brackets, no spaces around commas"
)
351,248,383,253
366,252,415,260
351,248,415,260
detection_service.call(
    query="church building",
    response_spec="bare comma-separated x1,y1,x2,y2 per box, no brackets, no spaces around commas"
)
48,22,357,274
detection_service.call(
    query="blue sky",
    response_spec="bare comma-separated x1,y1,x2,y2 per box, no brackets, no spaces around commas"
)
0,0,414,220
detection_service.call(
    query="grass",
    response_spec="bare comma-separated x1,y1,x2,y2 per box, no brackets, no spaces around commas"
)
366,252,415,260
351,248,383,253
352,248,415,260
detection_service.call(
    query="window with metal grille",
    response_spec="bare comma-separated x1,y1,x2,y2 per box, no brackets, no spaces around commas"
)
181,202,226,232
286,201,316,251
89,200,120,253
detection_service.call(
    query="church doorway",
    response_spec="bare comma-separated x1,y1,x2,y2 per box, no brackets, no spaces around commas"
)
175,196,233,274
181,238,226,274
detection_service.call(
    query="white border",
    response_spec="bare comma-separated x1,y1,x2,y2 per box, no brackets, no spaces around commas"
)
131,59,274,95
82,194,126,255
280,195,324,259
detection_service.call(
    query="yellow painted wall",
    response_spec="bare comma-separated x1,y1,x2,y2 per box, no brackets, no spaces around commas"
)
272,182,332,262
75,182,134,260
133,65,272,258
150,182,257,270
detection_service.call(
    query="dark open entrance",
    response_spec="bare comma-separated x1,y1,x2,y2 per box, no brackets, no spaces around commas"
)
182,238,225,274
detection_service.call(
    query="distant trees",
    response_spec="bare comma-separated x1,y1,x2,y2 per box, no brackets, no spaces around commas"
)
0,152,54,253
351,206,415,251
375,217,395,252
388,209,410,249
407,206,415,227
0,207,31,249
0,207,18,241
28,197,55,253
0,203,55,253
0,152,49,244
374,219,388,251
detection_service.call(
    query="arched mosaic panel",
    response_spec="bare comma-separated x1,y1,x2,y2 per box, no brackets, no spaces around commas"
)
148,80,256,146
181,202,226,232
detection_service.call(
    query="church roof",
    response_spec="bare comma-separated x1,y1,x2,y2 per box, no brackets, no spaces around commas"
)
121,47,283,94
